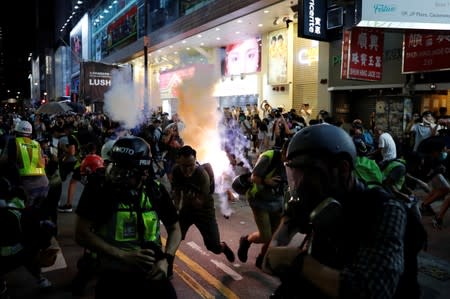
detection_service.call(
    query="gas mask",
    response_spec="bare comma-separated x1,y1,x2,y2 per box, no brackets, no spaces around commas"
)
285,159,332,233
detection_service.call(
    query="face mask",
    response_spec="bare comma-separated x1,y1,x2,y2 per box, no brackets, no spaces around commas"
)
440,152,448,161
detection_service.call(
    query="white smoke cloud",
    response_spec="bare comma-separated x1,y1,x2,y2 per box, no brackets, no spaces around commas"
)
103,67,145,129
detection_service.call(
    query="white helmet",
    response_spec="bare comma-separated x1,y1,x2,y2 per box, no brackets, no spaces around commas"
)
15,120,33,135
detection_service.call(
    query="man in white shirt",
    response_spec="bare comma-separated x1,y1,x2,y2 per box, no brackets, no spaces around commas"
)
371,126,397,168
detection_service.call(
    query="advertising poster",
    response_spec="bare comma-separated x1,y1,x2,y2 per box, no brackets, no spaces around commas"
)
402,32,450,73
106,5,138,52
70,29,82,74
268,29,288,85
220,37,262,76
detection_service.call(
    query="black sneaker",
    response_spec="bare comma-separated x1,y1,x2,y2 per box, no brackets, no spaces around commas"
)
432,216,443,230
237,235,251,263
420,204,435,216
255,254,264,269
221,242,235,262
58,204,73,213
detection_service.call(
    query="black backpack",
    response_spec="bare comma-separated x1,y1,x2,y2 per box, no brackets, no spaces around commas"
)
363,186,427,299
200,162,215,195
272,183,427,299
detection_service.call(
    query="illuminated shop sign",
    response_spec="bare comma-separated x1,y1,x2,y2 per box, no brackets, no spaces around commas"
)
298,41,319,65
356,0,450,30
299,0,328,41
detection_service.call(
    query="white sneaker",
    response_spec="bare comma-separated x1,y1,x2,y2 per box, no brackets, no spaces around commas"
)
37,277,52,289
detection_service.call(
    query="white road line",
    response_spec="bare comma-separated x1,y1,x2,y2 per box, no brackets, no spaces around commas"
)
186,241,211,256
210,259,243,280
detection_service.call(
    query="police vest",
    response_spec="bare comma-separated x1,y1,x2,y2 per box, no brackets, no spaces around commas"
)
96,189,161,250
0,197,25,256
248,149,280,198
15,137,46,176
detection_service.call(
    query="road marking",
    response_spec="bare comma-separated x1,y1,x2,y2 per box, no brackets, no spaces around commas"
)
186,241,211,256
42,241,67,273
173,264,214,299
210,259,243,280
162,238,240,299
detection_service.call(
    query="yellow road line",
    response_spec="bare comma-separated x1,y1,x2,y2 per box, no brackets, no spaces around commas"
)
162,237,239,299
173,264,214,299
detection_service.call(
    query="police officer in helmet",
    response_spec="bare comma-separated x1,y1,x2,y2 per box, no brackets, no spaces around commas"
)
75,136,182,299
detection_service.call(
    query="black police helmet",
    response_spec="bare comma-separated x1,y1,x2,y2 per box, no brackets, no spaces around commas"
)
231,173,252,195
110,136,152,170
287,123,356,166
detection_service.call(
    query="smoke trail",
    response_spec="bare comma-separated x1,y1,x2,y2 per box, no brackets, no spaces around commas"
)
103,67,145,129
174,64,237,217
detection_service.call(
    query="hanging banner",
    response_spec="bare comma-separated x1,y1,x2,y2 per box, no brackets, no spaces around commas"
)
79,61,120,102
342,28,384,81
402,32,450,73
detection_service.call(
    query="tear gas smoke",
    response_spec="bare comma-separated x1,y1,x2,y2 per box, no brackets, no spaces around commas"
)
103,67,146,129
175,65,250,217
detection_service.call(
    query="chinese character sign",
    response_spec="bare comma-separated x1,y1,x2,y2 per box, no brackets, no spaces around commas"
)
344,28,384,81
402,32,450,73
299,0,328,41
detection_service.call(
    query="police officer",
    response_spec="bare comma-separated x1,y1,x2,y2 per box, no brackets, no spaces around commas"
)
1,120,49,207
75,136,182,298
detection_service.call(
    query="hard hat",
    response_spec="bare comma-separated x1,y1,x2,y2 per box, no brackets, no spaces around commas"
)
80,154,104,175
15,120,33,135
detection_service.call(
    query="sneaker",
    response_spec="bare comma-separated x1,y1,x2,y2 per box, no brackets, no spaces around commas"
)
37,277,52,290
221,242,235,262
237,235,251,263
255,254,264,269
420,203,435,216
58,204,73,213
432,216,443,230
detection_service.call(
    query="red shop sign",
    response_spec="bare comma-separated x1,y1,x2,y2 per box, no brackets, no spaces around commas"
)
402,32,450,74
344,28,384,81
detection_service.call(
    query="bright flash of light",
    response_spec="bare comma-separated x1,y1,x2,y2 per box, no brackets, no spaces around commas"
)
174,64,239,217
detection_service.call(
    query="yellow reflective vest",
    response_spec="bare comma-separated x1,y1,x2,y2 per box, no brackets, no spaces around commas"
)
15,137,46,176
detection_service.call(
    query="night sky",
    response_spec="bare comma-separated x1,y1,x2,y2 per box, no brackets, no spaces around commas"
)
1,2,36,99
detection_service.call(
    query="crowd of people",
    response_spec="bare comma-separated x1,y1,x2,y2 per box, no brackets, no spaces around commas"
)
0,102,448,298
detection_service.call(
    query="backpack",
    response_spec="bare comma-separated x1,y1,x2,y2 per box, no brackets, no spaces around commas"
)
200,162,215,195
271,181,427,299
354,156,383,188
364,186,427,298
